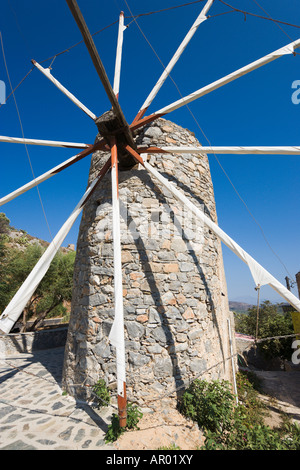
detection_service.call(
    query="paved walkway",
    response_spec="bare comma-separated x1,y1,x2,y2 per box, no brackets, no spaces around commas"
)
0,347,115,450
2,345,300,450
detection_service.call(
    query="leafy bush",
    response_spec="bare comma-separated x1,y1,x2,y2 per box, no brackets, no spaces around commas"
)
92,379,111,408
0,213,10,235
105,403,143,443
204,412,300,450
178,379,235,433
179,373,300,450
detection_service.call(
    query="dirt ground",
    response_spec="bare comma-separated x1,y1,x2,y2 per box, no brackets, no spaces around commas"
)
114,405,205,451
113,371,300,451
113,402,287,451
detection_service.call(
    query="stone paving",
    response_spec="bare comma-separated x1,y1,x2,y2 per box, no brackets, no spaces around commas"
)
2,344,300,450
0,347,115,450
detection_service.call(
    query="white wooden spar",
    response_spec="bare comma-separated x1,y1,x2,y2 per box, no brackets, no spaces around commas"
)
0,158,111,335
134,0,214,121
139,145,300,155
0,135,91,149
113,12,126,100
145,38,300,119
108,137,127,425
0,146,96,207
108,27,127,427
125,147,300,314
32,60,97,121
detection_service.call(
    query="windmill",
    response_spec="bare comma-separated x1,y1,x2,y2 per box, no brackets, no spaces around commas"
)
0,0,300,427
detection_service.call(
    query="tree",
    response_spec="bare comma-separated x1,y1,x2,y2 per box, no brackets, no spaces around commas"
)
27,250,75,331
0,213,10,235
0,214,14,311
0,241,75,331
234,300,295,360
0,212,76,331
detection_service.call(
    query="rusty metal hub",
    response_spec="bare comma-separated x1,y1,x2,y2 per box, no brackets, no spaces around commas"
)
95,111,137,170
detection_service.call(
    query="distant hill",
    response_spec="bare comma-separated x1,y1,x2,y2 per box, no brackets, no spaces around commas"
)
229,300,294,315
229,301,254,313
1,211,75,254
6,227,75,254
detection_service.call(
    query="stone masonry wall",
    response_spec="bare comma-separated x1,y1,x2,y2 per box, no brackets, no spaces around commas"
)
62,118,235,408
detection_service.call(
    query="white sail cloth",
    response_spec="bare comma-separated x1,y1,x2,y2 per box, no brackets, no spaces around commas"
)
0,150,93,207
138,0,213,114
108,149,126,397
153,38,300,117
144,146,300,155
0,135,90,148
0,171,106,334
141,157,300,313
32,61,97,121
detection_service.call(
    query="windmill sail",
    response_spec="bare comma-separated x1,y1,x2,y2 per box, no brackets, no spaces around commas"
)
108,137,126,402
0,146,96,207
134,0,214,121
138,155,300,314
32,60,97,121
0,159,111,334
113,12,126,99
139,145,300,155
0,135,90,149
133,38,300,126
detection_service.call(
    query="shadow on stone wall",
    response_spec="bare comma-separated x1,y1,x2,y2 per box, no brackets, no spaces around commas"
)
126,210,185,400
143,167,226,369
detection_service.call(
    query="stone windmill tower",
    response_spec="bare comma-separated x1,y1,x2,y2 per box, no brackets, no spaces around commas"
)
1,0,300,427
62,116,234,410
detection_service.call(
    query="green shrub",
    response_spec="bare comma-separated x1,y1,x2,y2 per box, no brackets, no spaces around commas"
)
92,379,111,409
158,444,181,450
178,379,235,433
204,414,300,450
179,374,300,450
105,403,143,443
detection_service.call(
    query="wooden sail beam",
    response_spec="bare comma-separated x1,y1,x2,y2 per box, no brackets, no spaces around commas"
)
0,157,112,335
124,144,300,314
133,0,214,123
32,60,97,121
136,145,300,155
0,141,106,207
131,37,300,129
108,136,127,428
0,135,91,149
65,0,135,150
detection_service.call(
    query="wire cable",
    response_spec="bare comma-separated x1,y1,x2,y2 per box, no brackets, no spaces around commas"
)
218,0,300,33
0,66,34,110
250,0,294,43
39,20,119,66
36,1,300,67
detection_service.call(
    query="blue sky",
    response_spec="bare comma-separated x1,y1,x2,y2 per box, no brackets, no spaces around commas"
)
0,0,300,304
